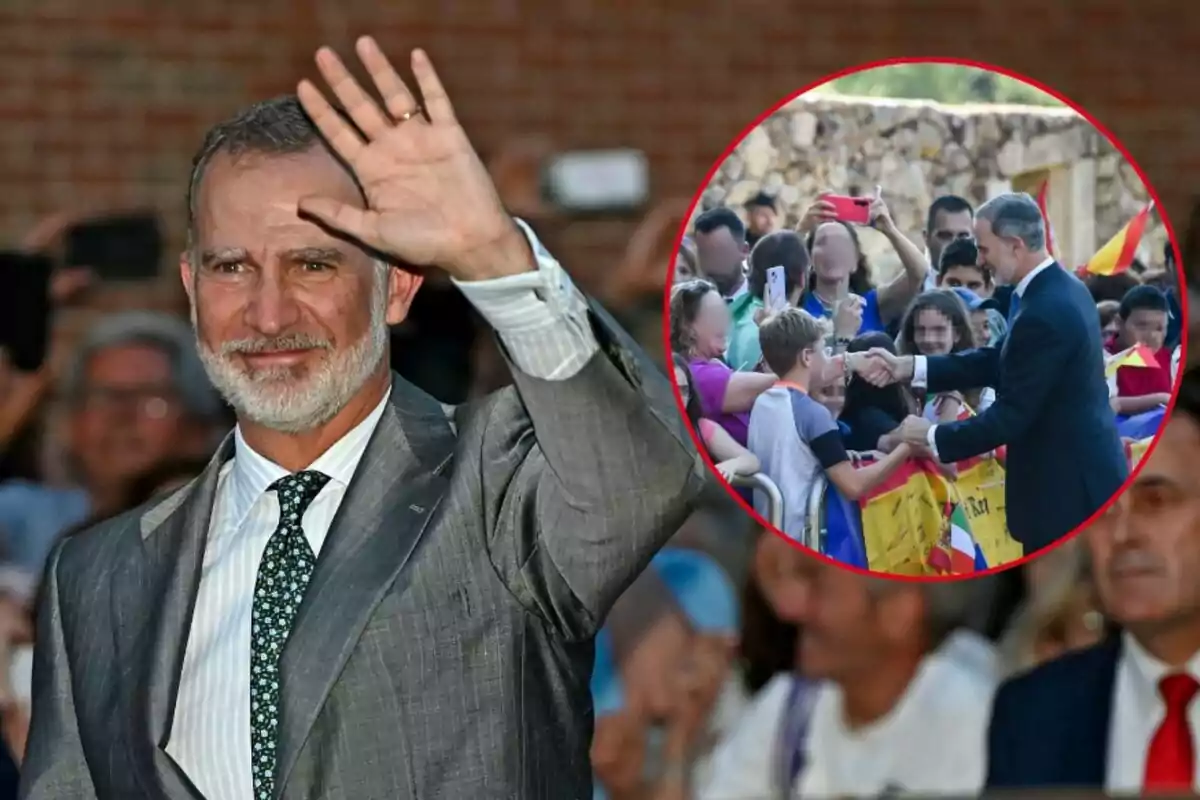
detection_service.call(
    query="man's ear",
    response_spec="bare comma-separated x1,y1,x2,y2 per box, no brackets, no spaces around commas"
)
384,266,425,327
179,251,195,305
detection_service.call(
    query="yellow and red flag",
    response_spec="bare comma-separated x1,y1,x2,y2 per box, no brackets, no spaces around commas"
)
1035,180,1056,259
1084,202,1155,276
1105,343,1160,378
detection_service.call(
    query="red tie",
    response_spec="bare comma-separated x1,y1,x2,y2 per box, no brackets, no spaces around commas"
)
1144,673,1200,792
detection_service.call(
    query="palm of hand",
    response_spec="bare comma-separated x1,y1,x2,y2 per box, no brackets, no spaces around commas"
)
296,39,511,272
351,126,502,266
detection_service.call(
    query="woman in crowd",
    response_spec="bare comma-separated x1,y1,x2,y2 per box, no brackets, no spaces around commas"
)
673,235,699,284
726,231,813,371
997,537,1109,676
1096,299,1122,341
797,191,929,335
669,280,774,445
672,354,760,481
837,332,919,454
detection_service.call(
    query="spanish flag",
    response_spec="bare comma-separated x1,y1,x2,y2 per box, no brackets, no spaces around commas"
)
1084,201,1154,276
1105,343,1160,377
1035,180,1056,259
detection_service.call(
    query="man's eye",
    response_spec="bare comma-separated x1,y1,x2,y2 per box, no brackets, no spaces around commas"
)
301,261,332,272
213,261,245,274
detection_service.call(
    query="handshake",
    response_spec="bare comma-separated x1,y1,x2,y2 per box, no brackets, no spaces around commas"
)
848,347,914,388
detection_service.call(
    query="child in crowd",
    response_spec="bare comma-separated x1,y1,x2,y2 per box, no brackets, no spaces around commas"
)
747,308,912,540
1108,285,1174,415
898,290,996,421
936,238,1007,346
1096,299,1122,341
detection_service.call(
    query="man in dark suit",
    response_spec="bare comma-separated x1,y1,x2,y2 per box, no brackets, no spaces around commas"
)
20,39,703,800
986,367,1200,793
862,192,1128,553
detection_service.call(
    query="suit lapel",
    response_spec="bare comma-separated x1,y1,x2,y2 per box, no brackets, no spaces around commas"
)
118,435,232,799
273,374,456,796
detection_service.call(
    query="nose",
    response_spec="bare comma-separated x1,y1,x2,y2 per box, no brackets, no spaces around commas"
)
243,269,301,336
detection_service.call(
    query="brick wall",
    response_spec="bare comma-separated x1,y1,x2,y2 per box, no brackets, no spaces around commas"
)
1,0,1198,296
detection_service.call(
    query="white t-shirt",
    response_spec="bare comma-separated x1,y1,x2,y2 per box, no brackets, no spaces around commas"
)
699,641,995,798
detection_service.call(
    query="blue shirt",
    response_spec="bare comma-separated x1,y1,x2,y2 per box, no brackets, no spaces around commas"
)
801,288,886,334
0,481,91,576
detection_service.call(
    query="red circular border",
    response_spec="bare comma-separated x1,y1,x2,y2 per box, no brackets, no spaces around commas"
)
661,56,1190,582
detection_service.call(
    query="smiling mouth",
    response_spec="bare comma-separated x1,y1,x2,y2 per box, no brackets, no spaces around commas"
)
240,349,318,367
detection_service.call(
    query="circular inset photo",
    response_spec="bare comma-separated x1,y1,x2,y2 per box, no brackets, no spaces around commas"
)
666,58,1186,578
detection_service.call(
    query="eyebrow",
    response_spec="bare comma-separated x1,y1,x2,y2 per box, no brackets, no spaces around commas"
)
282,246,345,263
1131,474,1179,492
197,246,346,267
199,247,248,267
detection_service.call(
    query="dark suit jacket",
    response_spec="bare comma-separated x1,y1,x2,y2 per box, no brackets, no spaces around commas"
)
926,264,1128,552
19,302,707,800
986,638,1120,790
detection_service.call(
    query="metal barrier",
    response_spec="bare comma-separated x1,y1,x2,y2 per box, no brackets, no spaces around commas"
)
728,472,784,532
803,474,829,554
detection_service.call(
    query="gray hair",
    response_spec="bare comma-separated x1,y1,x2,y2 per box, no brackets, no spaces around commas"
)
867,576,982,650
62,311,225,420
185,95,365,249
976,192,1046,251
185,95,386,284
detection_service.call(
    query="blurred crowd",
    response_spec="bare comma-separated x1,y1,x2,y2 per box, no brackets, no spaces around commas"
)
0,171,1194,799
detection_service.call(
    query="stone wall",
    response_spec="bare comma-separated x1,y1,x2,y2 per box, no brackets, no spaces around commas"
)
697,94,1164,281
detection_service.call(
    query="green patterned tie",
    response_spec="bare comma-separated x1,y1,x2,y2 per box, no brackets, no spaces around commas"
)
250,470,330,800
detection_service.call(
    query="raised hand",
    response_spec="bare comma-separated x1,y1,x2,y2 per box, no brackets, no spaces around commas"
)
797,192,839,234
296,37,530,280
867,185,895,232
833,294,865,339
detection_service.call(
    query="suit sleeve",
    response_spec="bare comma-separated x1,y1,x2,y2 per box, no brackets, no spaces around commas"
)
460,228,705,639
985,680,1020,789
18,542,97,799
925,345,1003,394
933,310,1073,463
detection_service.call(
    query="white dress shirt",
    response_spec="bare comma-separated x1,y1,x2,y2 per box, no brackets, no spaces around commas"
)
699,641,995,799
165,221,599,800
1106,633,1200,794
914,256,1055,459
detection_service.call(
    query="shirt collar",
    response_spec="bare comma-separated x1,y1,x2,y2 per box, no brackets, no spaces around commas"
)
1015,256,1056,297
225,387,392,532
1121,631,1200,708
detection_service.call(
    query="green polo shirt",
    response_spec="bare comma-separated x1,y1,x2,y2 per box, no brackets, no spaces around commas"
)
724,291,764,372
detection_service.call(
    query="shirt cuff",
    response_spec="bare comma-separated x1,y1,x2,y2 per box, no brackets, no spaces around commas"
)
452,218,599,381
912,355,929,389
926,422,941,461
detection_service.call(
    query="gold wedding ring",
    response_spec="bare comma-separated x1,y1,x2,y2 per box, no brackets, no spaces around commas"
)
395,108,422,123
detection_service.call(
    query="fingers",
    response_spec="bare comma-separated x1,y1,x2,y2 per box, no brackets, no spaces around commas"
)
297,196,375,245
356,36,421,121
411,48,457,124
297,78,365,163
313,46,393,140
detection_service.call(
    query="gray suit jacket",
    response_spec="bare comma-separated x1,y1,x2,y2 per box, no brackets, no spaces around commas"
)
20,304,706,800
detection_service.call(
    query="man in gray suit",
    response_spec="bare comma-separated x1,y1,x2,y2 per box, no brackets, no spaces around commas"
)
20,38,703,800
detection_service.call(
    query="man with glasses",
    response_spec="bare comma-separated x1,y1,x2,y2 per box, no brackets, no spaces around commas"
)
0,311,225,577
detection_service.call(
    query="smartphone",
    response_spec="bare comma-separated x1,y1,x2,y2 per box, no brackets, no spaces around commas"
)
64,212,163,281
765,265,788,311
825,194,872,225
0,252,53,372
542,149,649,214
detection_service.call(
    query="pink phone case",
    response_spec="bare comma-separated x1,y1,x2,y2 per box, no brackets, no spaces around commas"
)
826,194,872,225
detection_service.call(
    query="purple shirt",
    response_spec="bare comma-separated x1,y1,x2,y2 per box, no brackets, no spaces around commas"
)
689,357,750,445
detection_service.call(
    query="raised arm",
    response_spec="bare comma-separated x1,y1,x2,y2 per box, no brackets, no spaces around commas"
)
870,191,930,325
18,544,97,799
292,41,703,636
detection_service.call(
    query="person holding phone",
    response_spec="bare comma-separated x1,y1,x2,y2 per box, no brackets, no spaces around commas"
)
798,188,929,336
